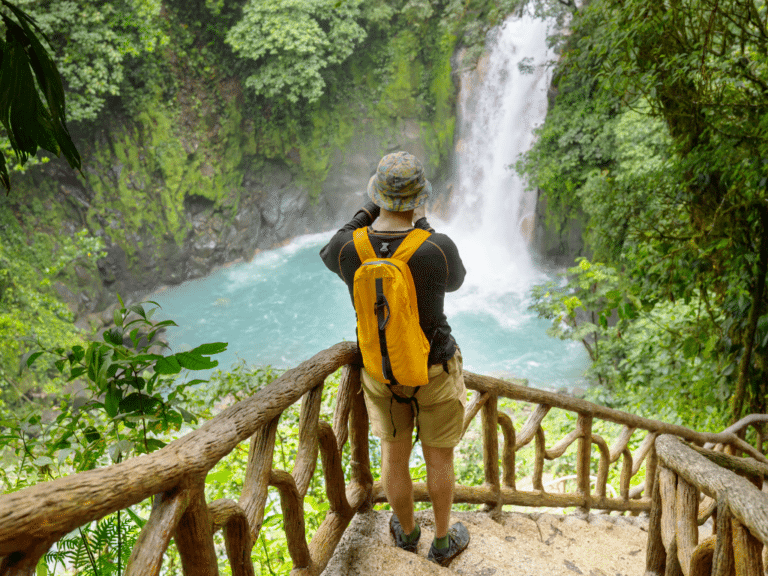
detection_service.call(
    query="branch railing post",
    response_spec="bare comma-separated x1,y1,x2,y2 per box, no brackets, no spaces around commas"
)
239,417,280,542
646,467,666,576
648,435,768,576
293,384,324,498
712,500,735,576
497,412,516,490
347,365,372,512
576,413,593,510
174,478,219,576
270,470,311,570
533,426,546,492
332,365,355,450
674,475,698,576
482,394,501,517
125,486,190,576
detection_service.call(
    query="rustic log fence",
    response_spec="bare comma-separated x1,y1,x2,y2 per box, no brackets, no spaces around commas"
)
645,435,768,576
0,342,766,576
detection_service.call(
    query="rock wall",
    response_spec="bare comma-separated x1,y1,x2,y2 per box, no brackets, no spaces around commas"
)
40,111,454,324
18,22,460,326
531,190,588,267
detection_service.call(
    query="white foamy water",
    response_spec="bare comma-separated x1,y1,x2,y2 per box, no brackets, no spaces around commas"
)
442,14,553,317
150,14,588,388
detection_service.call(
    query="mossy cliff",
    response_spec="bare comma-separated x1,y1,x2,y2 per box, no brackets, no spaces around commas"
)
13,27,458,319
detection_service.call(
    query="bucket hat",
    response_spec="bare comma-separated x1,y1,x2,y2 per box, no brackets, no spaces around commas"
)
367,151,431,212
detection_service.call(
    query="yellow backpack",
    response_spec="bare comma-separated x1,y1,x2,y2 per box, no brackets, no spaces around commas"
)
353,227,431,387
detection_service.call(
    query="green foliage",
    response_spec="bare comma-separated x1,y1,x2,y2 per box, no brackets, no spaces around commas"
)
44,510,142,576
516,11,624,242
584,298,730,432
0,300,233,575
226,0,366,103
375,31,423,118
0,0,81,192
18,0,167,123
0,209,104,404
3,298,224,492
530,258,730,431
574,107,680,260
518,0,768,423
588,0,768,421
530,259,640,348
418,29,457,173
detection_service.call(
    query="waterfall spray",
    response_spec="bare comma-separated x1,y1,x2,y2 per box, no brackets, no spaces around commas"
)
441,13,553,325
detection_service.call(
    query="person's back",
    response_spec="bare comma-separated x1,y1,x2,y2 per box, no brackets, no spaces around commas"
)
319,151,470,566
322,222,464,366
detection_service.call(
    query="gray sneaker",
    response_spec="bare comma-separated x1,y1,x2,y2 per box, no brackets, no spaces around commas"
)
427,522,470,567
390,513,420,553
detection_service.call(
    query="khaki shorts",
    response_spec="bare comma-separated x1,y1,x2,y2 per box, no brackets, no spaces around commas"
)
360,350,466,448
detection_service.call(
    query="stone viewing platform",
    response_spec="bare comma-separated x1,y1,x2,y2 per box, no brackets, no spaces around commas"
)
323,509,650,576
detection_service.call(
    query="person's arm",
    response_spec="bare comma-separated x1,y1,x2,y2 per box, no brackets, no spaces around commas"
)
319,201,380,275
442,236,466,292
332,200,380,234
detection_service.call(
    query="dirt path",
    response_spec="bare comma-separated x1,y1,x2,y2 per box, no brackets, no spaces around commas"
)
321,509,649,576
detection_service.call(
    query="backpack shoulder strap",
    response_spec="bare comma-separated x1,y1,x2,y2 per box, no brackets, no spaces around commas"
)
392,229,431,264
353,227,377,262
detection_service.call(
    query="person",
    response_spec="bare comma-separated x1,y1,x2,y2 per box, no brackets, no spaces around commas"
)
319,151,469,566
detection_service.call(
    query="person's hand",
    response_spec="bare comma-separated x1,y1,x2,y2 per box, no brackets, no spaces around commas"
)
413,203,426,223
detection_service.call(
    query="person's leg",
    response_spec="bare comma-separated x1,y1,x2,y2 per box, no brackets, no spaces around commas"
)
422,444,454,538
381,436,416,534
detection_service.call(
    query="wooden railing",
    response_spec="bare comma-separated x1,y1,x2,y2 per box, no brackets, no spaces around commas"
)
646,434,768,576
1,342,766,576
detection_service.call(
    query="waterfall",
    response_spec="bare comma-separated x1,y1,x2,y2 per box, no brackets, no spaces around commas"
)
440,13,554,328
150,13,588,385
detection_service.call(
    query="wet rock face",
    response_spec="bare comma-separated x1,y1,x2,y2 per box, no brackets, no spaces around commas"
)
81,160,328,310
93,189,267,306
531,191,588,267
63,110,452,319
89,131,446,308
244,161,320,249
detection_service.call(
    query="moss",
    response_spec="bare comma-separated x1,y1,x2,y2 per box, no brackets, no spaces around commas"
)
376,31,424,119
422,32,458,172
297,107,344,200
76,87,260,257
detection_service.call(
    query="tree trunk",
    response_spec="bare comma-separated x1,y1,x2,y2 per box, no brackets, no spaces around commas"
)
731,205,768,423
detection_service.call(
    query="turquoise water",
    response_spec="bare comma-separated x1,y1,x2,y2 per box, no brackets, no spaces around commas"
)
149,231,588,389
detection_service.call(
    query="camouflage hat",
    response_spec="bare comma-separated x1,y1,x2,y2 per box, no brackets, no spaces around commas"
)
367,151,431,212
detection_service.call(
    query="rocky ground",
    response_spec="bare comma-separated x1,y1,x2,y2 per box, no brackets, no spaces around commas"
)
321,509,650,576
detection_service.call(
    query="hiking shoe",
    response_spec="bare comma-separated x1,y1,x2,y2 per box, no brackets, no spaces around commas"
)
427,522,470,567
389,513,420,553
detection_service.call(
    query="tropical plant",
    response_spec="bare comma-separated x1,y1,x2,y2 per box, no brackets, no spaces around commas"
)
0,210,105,406
0,0,81,192
225,0,366,104
530,258,731,431
0,298,228,574
518,0,768,424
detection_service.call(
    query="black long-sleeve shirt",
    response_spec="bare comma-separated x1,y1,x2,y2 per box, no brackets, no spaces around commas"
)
319,202,466,366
